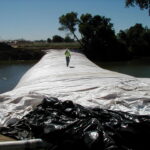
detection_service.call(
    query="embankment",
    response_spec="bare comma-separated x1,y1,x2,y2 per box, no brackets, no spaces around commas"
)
0,49,150,126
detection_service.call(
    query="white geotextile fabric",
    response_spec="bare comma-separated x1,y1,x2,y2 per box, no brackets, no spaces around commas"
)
1,49,150,126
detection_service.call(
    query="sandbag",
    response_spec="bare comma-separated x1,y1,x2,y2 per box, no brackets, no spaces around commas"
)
1,97,150,150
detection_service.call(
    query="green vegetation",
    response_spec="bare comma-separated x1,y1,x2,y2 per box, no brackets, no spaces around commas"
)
78,14,128,60
0,42,44,60
59,12,82,46
59,12,150,61
117,24,150,57
0,42,80,61
16,42,80,50
47,35,74,43
125,0,150,15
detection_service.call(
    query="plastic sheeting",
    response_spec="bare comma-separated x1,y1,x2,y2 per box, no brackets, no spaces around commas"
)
1,97,150,150
1,49,150,126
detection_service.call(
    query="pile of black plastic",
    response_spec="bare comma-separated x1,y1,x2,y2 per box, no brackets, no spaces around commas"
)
1,97,150,150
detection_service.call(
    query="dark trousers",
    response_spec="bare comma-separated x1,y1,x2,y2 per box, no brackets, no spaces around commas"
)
66,57,70,67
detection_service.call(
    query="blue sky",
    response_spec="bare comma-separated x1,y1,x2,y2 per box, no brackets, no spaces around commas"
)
0,0,149,41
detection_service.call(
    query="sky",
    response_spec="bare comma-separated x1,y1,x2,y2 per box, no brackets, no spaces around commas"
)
0,0,149,41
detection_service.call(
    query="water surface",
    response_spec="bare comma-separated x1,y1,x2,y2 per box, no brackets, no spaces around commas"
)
0,61,36,94
96,57,150,78
1,57,150,94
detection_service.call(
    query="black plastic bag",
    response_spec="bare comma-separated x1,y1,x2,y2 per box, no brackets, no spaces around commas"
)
1,97,150,150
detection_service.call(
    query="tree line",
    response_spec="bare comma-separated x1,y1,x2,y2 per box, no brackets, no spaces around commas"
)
47,35,74,43
59,12,150,61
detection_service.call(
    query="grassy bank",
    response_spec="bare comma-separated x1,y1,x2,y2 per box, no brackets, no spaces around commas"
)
13,42,80,50
0,42,80,61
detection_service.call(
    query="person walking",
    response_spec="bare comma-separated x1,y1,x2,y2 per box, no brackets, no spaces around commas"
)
65,49,71,67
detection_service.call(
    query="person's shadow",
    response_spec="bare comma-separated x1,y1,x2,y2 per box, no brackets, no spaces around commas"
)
69,66,75,68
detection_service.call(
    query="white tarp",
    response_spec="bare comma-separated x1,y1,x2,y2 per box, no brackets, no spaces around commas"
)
0,49,150,126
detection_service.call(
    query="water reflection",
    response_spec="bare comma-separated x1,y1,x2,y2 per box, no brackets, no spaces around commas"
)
0,61,36,94
96,57,150,78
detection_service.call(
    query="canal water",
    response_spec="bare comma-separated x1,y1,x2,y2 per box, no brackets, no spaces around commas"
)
96,57,150,78
0,57,150,94
0,61,36,94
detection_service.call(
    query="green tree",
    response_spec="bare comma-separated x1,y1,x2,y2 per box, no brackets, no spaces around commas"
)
79,14,125,60
47,38,52,43
58,12,130,60
118,24,150,56
59,12,83,46
52,35,64,42
125,0,150,15
64,36,74,42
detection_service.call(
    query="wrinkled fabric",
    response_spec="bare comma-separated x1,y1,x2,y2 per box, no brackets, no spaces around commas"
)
1,97,150,150
0,49,150,126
